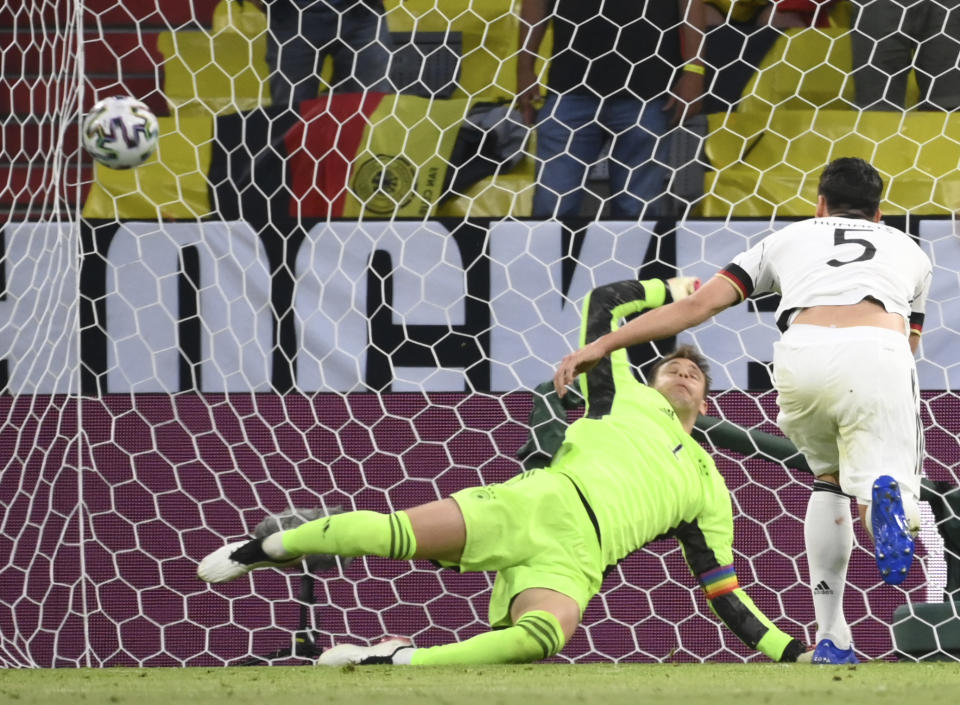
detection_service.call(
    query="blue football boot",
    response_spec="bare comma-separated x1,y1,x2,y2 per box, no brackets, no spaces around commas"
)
871,475,914,585
809,638,859,665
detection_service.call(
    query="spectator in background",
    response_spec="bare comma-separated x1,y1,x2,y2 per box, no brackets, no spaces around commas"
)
516,0,707,219
248,0,394,111
701,0,778,113
767,0,837,26
851,0,960,110
701,0,836,113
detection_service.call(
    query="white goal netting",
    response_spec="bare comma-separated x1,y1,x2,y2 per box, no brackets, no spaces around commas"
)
1,0,959,668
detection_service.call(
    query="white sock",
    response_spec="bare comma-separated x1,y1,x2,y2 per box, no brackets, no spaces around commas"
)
903,494,921,537
805,483,854,650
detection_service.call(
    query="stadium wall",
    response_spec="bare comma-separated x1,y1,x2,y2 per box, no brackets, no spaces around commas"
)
2,217,960,395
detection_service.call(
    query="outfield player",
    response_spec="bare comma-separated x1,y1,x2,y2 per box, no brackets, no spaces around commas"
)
554,157,933,665
198,277,805,666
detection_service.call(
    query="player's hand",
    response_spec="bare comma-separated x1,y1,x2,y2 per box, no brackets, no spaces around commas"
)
553,341,606,396
666,276,701,302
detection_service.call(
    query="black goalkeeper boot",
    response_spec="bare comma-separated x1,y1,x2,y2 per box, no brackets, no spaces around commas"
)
197,536,300,583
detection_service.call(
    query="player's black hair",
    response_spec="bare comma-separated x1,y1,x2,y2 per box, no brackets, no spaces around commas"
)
817,157,883,219
649,345,712,397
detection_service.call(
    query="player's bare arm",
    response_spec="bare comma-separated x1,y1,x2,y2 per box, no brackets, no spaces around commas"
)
553,276,740,395
909,331,920,355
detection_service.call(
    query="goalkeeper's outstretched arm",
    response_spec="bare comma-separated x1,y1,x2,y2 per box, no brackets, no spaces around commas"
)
556,275,733,396
674,474,806,663
697,564,805,662
576,277,698,413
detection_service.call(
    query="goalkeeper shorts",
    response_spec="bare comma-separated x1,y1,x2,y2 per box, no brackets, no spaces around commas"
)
450,468,604,628
773,324,923,504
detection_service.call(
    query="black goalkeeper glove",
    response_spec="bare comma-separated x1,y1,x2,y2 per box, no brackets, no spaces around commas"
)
780,638,807,663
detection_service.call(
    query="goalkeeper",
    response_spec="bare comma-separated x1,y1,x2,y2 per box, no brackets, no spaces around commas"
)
198,276,806,666
555,158,931,666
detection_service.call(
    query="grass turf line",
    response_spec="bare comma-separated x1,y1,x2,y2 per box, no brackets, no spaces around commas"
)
1,663,959,705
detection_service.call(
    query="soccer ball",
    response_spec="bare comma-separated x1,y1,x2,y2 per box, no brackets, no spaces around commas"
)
81,96,159,169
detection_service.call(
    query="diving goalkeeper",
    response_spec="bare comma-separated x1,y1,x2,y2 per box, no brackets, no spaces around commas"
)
197,276,806,666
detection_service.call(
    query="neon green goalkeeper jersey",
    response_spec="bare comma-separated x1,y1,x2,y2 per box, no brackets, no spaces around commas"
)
554,381,733,570
540,279,802,662
550,278,733,571
546,278,802,663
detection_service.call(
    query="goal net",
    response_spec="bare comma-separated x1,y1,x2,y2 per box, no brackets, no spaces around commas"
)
1,0,958,668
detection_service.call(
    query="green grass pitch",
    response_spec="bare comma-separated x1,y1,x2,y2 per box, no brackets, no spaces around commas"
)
2,663,959,705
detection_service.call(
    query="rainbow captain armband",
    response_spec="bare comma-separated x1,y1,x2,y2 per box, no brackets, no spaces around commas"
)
700,564,739,600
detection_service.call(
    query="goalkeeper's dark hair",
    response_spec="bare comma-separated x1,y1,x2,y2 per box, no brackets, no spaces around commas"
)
649,345,712,396
817,157,883,219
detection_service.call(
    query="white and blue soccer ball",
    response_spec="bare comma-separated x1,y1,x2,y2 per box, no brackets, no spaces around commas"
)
81,95,159,169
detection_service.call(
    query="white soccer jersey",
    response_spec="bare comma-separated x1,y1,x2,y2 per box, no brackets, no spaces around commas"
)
718,216,933,333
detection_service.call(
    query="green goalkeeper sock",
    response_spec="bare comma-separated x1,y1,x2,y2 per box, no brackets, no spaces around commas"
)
409,611,565,665
277,510,417,560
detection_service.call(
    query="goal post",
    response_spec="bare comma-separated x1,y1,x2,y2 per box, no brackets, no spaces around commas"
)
1,0,959,668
